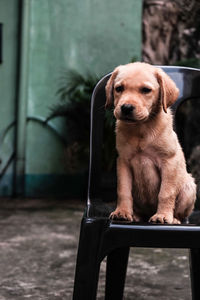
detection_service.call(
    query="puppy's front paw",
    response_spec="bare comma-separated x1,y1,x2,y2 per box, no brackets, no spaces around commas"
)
172,217,181,224
110,208,133,222
149,213,174,224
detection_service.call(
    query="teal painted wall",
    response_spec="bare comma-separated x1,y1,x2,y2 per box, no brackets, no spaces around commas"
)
1,0,142,197
23,0,142,197
26,0,142,197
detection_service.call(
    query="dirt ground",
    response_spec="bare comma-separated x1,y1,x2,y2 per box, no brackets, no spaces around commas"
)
0,198,192,300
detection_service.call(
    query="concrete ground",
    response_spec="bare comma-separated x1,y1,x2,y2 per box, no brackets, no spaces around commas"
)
0,198,192,300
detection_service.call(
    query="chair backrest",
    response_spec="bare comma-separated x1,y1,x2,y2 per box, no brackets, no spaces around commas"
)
87,66,200,206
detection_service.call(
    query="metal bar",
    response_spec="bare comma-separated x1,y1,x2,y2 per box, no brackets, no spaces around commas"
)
15,0,30,195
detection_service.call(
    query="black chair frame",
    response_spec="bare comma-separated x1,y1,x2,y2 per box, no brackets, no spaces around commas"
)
73,66,200,300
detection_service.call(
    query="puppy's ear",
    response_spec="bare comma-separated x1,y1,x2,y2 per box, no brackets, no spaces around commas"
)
105,67,120,108
156,68,179,113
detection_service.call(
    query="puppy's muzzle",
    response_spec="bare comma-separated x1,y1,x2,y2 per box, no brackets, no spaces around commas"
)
121,104,135,116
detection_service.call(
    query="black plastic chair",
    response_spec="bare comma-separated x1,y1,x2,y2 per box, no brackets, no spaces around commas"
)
73,66,200,300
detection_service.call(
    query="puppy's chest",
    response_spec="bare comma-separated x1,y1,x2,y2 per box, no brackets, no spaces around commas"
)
117,136,162,171
125,142,161,207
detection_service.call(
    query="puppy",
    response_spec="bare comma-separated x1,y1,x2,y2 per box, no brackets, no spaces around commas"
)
105,62,196,224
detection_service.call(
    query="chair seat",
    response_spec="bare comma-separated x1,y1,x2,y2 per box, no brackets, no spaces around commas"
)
83,212,200,263
86,201,200,254
107,220,200,248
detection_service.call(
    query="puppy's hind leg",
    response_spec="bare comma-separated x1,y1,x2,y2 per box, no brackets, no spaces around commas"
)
175,176,196,222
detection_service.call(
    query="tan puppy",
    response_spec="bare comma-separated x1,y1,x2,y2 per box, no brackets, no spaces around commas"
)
106,62,196,224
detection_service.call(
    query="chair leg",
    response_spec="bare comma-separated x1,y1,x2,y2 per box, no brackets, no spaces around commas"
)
105,247,130,300
189,248,200,300
73,218,104,300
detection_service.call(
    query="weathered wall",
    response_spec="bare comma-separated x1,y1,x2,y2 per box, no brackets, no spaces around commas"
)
23,0,142,197
0,0,142,197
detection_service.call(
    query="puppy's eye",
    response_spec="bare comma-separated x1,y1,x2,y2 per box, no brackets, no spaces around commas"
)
115,85,124,93
140,87,152,94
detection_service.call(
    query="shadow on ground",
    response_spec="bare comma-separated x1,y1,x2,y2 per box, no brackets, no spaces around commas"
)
0,198,191,300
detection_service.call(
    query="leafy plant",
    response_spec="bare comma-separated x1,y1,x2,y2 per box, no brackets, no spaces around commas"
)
174,58,200,68
46,69,116,173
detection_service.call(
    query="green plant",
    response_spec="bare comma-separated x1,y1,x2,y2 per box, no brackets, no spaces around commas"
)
46,69,116,173
174,58,200,68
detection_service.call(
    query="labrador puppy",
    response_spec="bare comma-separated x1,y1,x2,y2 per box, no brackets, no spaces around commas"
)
105,62,196,224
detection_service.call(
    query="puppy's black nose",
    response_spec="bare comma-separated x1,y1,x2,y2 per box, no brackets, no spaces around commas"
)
121,104,134,115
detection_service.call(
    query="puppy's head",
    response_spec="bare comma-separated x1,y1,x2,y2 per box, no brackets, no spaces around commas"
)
105,62,179,123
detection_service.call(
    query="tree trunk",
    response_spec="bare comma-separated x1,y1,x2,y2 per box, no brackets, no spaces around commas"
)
142,0,200,64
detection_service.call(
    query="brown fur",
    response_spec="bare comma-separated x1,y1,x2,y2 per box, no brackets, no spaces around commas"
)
106,62,196,224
